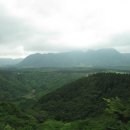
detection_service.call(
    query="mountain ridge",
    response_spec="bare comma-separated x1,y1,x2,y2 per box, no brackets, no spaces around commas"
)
18,48,130,68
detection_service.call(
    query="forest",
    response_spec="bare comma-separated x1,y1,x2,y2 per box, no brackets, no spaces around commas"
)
0,68,129,130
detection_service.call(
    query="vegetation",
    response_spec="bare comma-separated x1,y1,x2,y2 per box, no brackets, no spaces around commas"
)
39,73,130,121
0,68,129,130
0,68,86,100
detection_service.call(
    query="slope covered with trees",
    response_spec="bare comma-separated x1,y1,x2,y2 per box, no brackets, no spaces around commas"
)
0,68,86,101
39,73,130,121
0,70,130,130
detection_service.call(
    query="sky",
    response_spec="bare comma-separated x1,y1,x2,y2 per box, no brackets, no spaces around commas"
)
0,0,130,58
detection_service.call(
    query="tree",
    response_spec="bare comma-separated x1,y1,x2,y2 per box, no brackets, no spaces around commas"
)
103,97,130,130
4,125,15,130
104,97,130,124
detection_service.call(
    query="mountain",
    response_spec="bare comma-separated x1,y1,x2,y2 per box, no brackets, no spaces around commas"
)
38,73,130,121
18,48,130,68
0,58,22,67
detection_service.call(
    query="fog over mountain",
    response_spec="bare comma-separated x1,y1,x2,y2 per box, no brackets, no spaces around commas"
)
0,58,22,67
18,48,130,68
0,0,130,58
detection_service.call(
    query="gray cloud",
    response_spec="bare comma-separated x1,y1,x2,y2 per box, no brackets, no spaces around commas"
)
0,0,130,58
108,32,130,47
0,5,60,55
104,32,130,52
0,8,30,44
91,32,130,53
89,32,130,52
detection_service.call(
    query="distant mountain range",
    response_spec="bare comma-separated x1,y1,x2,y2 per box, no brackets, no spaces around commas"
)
0,58,22,67
0,48,130,69
18,48,130,69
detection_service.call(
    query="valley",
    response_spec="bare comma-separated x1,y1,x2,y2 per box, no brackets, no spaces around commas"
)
0,67,129,130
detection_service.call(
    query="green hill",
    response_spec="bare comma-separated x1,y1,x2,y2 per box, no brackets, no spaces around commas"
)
39,73,130,121
0,68,86,101
0,70,130,129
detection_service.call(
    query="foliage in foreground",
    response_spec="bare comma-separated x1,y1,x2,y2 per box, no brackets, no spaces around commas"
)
0,97,129,130
0,72,130,130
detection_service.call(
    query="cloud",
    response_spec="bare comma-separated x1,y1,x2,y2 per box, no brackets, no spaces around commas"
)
106,32,130,52
0,7,29,44
0,0,130,57
0,44,27,58
108,32,130,46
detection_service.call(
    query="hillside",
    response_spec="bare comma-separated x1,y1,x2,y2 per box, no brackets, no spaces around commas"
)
18,48,130,68
0,68,88,101
0,71,130,129
38,73,130,121
0,70,28,101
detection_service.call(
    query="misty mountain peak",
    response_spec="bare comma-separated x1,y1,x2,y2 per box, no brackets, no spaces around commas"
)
17,48,130,68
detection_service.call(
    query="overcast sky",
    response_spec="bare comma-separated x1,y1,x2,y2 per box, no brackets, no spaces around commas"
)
0,0,130,58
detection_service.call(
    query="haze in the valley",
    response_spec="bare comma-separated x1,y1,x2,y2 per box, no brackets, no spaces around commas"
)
0,0,130,58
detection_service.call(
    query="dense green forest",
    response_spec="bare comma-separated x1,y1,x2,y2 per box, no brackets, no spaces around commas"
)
0,68,87,101
0,68,130,130
39,73,130,121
